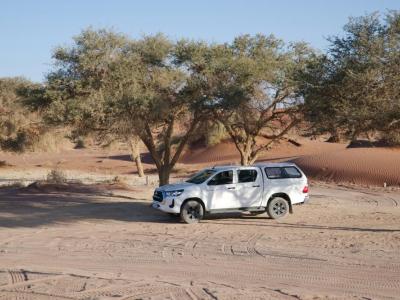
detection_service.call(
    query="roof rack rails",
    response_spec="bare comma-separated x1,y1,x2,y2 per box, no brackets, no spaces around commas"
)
212,162,239,169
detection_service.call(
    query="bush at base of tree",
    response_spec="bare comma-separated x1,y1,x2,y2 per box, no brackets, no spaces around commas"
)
381,132,400,146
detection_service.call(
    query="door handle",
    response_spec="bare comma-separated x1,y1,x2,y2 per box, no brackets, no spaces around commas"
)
227,187,236,190
252,185,260,187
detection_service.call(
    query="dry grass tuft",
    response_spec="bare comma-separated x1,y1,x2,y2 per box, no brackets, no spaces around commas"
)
32,130,74,153
46,169,67,184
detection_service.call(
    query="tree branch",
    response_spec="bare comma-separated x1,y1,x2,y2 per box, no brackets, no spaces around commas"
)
169,118,200,167
139,123,162,169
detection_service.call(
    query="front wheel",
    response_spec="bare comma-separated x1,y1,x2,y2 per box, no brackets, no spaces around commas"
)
267,197,289,219
180,200,204,224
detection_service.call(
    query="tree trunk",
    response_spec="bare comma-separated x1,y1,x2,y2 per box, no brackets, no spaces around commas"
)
138,119,199,187
327,128,342,143
158,165,171,186
127,136,144,177
240,151,250,166
134,155,145,177
239,144,253,166
249,153,259,165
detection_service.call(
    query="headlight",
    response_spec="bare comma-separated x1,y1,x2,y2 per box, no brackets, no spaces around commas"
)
164,189,184,197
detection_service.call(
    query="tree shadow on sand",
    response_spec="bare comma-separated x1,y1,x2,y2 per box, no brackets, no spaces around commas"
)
98,152,154,164
1,185,399,233
0,184,174,228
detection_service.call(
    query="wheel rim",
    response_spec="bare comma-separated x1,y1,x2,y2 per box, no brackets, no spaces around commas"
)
186,203,201,220
272,200,287,216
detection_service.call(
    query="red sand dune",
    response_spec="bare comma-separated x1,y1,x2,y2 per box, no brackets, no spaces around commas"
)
181,141,242,164
182,139,400,187
1,137,399,187
293,148,400,186
181,138,345,165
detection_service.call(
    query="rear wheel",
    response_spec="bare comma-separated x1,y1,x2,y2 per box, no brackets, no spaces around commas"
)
267,197,289,219
180,200,204,224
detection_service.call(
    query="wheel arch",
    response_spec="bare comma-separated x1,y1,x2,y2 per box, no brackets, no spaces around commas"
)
181,197,206,213
268,193,293,214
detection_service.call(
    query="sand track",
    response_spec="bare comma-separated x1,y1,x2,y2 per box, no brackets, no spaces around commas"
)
0,185,399,299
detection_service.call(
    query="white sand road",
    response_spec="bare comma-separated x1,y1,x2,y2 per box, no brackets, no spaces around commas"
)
0,184,399,299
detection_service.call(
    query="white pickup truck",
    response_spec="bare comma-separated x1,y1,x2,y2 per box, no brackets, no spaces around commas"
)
152,163,309,223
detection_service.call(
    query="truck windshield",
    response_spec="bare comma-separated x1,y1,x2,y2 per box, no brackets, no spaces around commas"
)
186,169,216,184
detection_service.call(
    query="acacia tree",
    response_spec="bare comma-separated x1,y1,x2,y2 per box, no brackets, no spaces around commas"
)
177,35,314,165
301,12,400,143
118,35,207,185
40,29,209,185
32,29,146,176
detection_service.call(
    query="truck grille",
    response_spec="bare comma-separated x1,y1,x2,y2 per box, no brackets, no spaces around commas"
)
153,191,163,202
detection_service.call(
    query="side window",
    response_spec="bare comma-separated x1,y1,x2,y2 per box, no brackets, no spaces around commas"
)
238,169,258,183
208,171,233,185
283,167,302,178
265,167,283,179
265,167,302,179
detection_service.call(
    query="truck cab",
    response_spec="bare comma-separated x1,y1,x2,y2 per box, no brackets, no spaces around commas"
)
152,163,309,223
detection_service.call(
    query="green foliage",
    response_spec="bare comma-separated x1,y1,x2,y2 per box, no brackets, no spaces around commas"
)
302,12,400,141
0,77,44,152
176,34,315,164
381,131,400,146
34,29,209,184
0,77,29,107
19,11,400,180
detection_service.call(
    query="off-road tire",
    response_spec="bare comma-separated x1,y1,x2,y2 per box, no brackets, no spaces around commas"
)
180,200,204,224
267,197,289,219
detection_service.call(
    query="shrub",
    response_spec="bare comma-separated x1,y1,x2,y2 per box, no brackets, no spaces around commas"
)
31,130,73,152
0,181,24,189
0,77,45,152
205,121,227,146
74,137,86,149
0,131,29,152
381,131,400,146
46,169,67,184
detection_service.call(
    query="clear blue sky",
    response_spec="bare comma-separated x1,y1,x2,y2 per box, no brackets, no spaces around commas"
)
1,0,399,82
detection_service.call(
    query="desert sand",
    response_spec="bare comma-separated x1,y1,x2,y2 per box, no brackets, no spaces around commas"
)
0,182,399,299
294,147,400,186
0,139,400,299
1,138,400,187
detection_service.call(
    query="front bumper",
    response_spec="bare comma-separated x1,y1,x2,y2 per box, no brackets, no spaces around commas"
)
152,197,181,214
